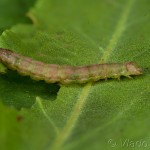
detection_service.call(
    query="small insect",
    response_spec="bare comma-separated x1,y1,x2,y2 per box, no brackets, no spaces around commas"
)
0,48,143,84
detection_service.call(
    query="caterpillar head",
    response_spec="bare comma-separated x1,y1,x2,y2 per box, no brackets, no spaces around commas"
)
125,62,143,75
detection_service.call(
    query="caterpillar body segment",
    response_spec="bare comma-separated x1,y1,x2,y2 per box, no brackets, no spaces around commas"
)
0,48,143,84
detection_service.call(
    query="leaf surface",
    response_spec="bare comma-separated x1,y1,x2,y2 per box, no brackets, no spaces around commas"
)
0,0,35,33
0,0,150,150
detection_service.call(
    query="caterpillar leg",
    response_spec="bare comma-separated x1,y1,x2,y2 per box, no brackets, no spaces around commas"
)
125,75,132,79
112,74,120,80
117,76,121,80
0,63,7,74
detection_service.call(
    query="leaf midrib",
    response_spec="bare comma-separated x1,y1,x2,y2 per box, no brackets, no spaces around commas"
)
51,0,135,149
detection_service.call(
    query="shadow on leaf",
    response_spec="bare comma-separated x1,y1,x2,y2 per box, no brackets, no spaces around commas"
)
0,70,60,110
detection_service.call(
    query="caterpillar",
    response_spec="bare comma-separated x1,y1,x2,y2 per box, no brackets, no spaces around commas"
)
0,48,143,84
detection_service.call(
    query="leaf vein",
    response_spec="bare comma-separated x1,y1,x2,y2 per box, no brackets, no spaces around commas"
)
51,0,135,149
36,97,59,135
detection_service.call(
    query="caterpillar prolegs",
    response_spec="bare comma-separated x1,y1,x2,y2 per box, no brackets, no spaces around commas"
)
0,48,143,84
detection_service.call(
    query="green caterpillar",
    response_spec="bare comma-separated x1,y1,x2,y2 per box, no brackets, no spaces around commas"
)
0,48,143,84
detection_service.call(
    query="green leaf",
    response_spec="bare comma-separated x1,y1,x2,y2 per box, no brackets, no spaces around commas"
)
0,0,150,150
0,0,35,33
